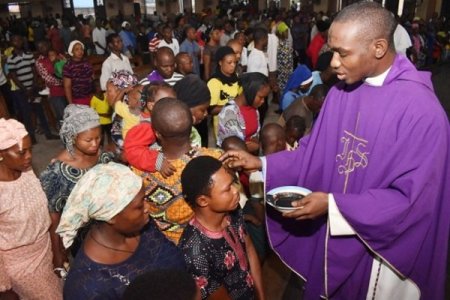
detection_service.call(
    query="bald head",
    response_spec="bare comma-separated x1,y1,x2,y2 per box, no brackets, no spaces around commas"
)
333,2,396,50
152,98,192,139
261,123,286,155
221,136,247,152
155,47,176,79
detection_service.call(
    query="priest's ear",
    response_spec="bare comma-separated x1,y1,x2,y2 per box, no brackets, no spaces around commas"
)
372,38,389,59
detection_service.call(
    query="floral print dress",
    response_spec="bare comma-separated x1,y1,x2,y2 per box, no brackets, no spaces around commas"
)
277,38,293,93
178,210,255,300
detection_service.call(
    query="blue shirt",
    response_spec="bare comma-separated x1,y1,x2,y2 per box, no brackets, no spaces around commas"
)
63,221,186,300
180,39,201,75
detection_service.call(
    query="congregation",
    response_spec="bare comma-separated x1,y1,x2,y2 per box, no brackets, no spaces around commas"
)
1,1,450,300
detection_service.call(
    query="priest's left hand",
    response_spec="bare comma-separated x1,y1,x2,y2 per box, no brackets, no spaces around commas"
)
282,192,328,220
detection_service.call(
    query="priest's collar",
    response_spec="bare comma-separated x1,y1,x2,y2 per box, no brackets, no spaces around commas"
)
364,66,392,87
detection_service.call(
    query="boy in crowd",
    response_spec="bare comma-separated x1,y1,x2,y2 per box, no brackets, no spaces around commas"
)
179,156,264,300
179,26,200,75
285,115,306,150
100,33,133,91
175,52,194,76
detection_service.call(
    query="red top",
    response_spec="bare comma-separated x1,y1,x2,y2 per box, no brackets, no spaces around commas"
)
124,122,159,172
239,105,258,141
306,33,325,69
35,55,65,97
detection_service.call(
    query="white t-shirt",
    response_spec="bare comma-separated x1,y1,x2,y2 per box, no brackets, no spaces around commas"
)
158,38,180,56
267,33,278,73
92,27,107,55
394,24,412,56
100,53,133,91
247,48,268,76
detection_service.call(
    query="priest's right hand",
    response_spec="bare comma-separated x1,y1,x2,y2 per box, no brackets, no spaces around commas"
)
220,150,262,173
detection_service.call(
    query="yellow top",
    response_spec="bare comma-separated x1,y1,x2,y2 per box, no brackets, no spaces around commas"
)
90,94,112,125
207,78,241,137
114,101,140,138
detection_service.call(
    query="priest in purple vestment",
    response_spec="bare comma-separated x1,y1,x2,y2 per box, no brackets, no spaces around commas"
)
221,2,450,299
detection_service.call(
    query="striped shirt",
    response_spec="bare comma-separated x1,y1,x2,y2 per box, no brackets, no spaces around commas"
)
7,52,35,89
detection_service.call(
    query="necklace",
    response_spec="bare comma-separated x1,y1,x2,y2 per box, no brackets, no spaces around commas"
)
89,230,137,254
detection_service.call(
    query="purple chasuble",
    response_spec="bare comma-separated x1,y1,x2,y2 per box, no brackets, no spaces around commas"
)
265,55,450,299
147,70,164,82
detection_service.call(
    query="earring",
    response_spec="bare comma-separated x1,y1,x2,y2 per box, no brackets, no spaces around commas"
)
0,157,3,161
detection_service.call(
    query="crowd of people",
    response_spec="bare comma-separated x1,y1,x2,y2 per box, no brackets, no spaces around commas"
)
1,1,450,300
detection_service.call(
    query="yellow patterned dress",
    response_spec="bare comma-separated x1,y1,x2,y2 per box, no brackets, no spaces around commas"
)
133,147,222,244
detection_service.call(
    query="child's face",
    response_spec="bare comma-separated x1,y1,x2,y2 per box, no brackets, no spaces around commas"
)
178,56,193,74
48,51,57,62
127,85,144,109
146,88,176,112
190,102,209,125
203,167,240,213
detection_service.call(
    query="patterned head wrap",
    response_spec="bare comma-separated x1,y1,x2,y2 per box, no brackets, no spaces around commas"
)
59,104,100,156
108,70,138,89
68,40,84,57
0,118,28,150
56,162,143,249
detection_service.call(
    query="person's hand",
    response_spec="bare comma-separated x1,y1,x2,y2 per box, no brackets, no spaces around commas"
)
282,192,328,220
0,289,19,300
220,150,262,173
160,159,176,178
52,248,69,278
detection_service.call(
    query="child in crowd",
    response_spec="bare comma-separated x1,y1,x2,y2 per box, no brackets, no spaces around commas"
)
48,49,66,79
285,115,306,150
124,81,177,176
260,123,287,155
106,71,141,139
179,156,264,300
39,49,66,96
90,79,113,146
175,52,194,75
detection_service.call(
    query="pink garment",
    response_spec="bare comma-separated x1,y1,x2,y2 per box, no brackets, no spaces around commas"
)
0,170,62,298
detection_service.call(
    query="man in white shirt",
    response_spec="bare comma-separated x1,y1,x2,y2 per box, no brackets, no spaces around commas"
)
158,25,179,55
100,33,134,91
92,18,107,55
247,28,269,76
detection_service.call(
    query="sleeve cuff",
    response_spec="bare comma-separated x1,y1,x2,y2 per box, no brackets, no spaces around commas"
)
329,194,355,236
155,152,164,171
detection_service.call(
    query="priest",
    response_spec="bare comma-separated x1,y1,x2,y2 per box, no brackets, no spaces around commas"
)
221,2,450,299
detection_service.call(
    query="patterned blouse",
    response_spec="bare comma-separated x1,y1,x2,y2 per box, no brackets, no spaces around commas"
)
62,58,93,99
63,221,186,300
133,147,222,244
178,210,255,300
40,152,115,213
217,99,260,147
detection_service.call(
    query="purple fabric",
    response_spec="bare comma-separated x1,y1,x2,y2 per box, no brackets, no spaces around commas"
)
146,70,164,82
63,59,93,99
265,55,450,299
